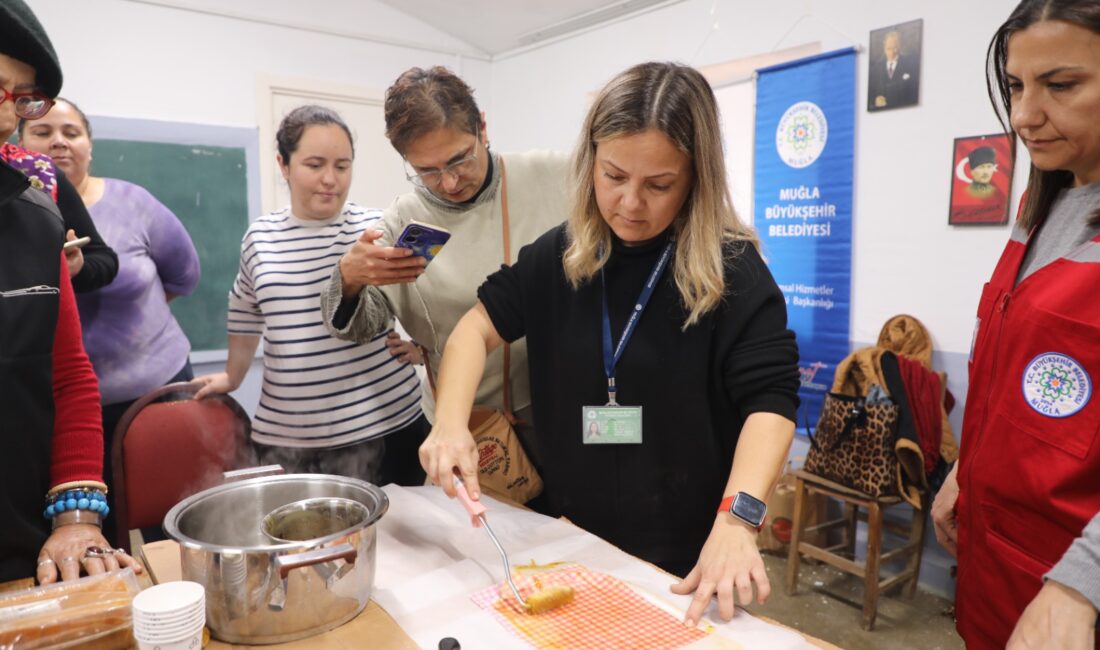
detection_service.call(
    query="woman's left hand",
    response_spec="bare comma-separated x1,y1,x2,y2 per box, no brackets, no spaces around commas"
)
671,514,768,626
385,331,423,365
36,524,144,585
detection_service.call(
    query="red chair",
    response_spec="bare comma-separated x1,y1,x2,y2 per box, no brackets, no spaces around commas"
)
110,382,253,552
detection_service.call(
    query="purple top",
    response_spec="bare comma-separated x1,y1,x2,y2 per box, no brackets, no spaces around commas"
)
76,178,200,404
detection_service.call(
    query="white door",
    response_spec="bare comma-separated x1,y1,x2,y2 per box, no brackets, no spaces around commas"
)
257,74,408,215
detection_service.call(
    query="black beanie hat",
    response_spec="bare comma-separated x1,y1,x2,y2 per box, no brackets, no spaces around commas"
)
0,0,62,98
968,146,996,168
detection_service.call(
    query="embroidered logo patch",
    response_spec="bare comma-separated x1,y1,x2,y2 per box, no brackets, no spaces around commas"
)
1022,353,1092,418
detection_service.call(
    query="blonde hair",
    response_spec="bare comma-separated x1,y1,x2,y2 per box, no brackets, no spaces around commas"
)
563,61,758,328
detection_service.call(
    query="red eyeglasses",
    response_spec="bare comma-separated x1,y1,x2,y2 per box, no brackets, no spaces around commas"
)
0,88,54,120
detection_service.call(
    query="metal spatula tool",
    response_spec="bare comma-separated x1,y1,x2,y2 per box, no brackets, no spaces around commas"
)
452,474,574,614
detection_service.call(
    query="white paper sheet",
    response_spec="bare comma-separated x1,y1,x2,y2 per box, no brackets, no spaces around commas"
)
373,485,816,650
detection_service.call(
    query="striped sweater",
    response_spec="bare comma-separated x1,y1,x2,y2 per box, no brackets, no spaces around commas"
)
229,203,422,448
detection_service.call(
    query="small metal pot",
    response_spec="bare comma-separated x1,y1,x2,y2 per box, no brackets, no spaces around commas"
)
262,497,368,543
163,473,388,644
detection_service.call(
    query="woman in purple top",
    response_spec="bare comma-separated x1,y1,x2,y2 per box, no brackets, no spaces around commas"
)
21,98,200,540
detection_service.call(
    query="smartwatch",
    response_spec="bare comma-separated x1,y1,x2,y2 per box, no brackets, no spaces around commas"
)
718,492,767,530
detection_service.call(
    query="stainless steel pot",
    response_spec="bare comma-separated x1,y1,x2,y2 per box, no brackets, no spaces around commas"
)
163,473,388,644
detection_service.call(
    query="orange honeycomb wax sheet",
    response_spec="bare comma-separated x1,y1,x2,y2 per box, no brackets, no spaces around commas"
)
469,563,710,649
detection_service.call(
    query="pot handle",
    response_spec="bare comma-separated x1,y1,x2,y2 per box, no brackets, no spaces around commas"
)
275,543,357,580
223,465,285,483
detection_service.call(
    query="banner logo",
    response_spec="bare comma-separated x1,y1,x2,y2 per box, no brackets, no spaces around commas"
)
775,101,828,169
799,361,829,391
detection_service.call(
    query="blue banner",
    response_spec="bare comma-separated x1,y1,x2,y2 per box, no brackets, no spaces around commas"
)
753,48,855,429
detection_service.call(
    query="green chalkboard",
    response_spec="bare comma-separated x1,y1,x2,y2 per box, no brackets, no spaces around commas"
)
91,140,249,352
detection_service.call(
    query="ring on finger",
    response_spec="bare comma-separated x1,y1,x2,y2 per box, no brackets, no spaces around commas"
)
37,558,55,567
80,554,105,567
83,546,109,559
61,556,78,564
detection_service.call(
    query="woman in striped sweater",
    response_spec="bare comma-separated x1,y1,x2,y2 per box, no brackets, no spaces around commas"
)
192,106,427,485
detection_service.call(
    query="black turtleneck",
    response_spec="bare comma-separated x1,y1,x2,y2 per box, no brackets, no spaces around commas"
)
462,149,494,206
477,223,799,576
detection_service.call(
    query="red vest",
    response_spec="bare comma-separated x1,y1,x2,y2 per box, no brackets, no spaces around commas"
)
957,222,1100,648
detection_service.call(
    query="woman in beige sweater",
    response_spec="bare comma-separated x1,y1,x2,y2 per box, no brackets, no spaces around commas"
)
321,66,569,427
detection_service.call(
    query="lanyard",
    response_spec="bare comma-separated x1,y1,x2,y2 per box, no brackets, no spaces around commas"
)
601,239,675,405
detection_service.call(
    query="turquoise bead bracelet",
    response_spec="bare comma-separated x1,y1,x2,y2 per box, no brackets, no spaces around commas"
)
43,488,109,520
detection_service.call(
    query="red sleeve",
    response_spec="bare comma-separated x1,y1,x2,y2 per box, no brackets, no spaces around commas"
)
50,252,104,486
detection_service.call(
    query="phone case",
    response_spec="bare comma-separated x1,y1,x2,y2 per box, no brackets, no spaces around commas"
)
395,221,451,263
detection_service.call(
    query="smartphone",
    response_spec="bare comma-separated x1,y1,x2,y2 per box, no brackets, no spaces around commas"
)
63,236,92,250
394,220,451,264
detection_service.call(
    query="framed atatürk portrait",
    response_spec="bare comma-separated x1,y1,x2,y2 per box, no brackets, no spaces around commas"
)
948,133,1014,226
867,19,923,112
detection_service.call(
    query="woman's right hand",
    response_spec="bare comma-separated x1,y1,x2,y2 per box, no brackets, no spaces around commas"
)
63,229,85,278
931,463,960,557
339,230,425,296
191,373,236,399
419,421,480,499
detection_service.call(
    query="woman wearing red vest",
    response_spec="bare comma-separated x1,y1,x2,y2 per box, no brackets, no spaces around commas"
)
932,1,1100,648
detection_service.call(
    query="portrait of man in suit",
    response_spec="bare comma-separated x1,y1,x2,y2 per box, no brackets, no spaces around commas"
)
868,19,923,112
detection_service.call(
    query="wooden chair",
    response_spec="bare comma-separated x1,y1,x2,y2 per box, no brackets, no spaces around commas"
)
110,382,253,553
784,468,928,630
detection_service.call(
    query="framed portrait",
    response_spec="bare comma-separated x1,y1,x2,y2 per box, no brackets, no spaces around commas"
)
948,133,1014,226
867,19,923,112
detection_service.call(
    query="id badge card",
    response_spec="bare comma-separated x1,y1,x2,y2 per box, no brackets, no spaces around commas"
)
582,405,642,444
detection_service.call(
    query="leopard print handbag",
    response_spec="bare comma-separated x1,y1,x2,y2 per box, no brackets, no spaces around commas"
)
804,392,901,497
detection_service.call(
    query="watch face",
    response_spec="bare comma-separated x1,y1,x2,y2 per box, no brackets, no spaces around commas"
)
733,493,767,526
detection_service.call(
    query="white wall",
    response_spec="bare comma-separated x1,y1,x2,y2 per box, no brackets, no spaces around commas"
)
28,0,492,127
490,0,1022,358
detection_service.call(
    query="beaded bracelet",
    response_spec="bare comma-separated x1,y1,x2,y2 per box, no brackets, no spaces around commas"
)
47,480,108,498
43,488,109,520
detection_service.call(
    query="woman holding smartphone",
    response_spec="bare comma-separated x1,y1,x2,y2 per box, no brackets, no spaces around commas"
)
192,105,427,485
321,67,570,455
20,97,200,541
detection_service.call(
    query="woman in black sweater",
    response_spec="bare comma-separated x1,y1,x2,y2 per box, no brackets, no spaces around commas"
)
420,62,799,627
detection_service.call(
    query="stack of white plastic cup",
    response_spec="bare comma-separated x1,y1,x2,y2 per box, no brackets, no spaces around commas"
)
131,581,206,650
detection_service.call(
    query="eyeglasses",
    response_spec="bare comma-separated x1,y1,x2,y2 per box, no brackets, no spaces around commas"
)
404,147,479,188
0,88,53,120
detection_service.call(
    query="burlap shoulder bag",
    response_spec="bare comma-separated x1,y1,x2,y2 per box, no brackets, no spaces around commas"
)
421,159,543,503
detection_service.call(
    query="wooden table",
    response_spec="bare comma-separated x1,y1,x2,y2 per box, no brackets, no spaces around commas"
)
138,540,840,650
0,544,840,650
